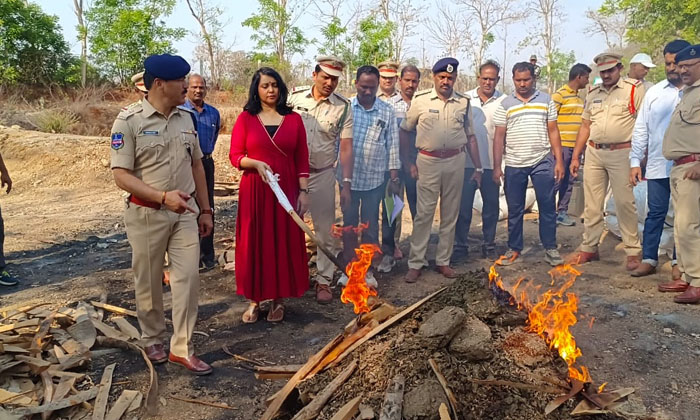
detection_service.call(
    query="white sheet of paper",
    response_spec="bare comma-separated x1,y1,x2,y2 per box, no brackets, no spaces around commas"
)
265,169,294,213
390,194,403,225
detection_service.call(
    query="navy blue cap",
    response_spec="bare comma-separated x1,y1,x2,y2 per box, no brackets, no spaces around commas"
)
144,54,191,80
675,44,700,64
432,57,459,74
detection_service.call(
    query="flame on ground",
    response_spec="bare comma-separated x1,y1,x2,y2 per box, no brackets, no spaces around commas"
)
341,244,380,314
489,258,591,383
331,222,369,238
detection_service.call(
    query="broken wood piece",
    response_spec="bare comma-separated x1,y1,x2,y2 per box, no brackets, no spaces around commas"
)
67,319,97,351
91,319,131,341
7,387,99,416
344,302,397,334
126,391,143,412
231,353,266,366
310,321,377,376
92,363,116,420
168,395,235,410
254,364,303,380
329,396,361,420
0,388,35,406
378,374,405,420
544,379,584,415
53,377,76,401
571,387,635,416
0,318,40,334
46,369,86,380
0,360,23,374
291,360,357,420
0,303,51,322
105,390,141,420
96,293,108,322
0,345,29,353
111,317,141,341
31,312,56,353
328,287,447,370
438,403,452,420
89,302,137,318
428,359,459,420
14,355,51,374
470,379,566,394
261,334,344,420
40,370,55,420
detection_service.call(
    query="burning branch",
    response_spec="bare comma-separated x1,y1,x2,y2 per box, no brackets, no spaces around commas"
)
340,244,380,314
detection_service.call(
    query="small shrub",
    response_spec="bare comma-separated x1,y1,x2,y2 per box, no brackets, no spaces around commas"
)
35,109,79,133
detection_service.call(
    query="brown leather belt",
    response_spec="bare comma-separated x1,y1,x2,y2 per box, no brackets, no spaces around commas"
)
674,154,700,166
587,140,631,150
310,164,334,173
418,146,465,159
130,195,161,209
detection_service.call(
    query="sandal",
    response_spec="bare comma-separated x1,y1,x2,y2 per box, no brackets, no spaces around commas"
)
267,301,284,323
242,303,259,324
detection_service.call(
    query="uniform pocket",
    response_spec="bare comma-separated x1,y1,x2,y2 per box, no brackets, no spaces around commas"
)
679,103,700,125
180,132,197,163
419,113,439,131
134,135,165,162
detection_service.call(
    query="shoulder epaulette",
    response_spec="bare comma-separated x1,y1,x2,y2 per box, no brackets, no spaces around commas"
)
414,88,432,97
116,102,142,120
589,85,602,93
332,92,350,104
291,85,311,93
623,78,642,86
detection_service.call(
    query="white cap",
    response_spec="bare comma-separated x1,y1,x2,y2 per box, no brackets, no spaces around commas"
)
630,53,656,68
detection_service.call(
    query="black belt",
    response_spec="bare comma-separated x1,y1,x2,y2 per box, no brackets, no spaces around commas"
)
202,154,213,159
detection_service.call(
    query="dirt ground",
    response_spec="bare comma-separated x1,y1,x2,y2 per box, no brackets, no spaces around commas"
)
1,124,699,420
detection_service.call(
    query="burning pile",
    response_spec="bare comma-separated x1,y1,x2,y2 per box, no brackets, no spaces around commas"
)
340,244,380,314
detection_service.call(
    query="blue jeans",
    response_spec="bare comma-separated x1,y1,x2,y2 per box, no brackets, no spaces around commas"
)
642,178,673,263
343,182,385,261
455,168,499,252
555,146,575,213
504,154,557,252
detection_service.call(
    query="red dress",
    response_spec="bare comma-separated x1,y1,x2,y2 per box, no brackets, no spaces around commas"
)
229,110,310,301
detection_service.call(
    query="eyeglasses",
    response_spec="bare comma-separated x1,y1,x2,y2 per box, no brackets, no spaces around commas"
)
678,60,700,71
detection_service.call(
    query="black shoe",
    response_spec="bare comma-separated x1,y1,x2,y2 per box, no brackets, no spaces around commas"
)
199,259,217,273
0,270,18,286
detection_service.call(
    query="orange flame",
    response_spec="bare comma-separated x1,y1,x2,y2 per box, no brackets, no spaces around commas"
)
489,259,591,383
331,222,369,238
340,244,380,314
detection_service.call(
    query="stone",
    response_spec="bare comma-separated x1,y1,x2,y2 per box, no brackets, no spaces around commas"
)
663,328,673,335
403,379,448,420
448,316,493,361
418,306,467,347
358,404,374,419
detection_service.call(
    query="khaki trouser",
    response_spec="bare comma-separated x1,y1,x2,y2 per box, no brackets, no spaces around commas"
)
124,201,200,357
670,163,700,287
408,152,466,269
308,169,336,284
581,147,641,256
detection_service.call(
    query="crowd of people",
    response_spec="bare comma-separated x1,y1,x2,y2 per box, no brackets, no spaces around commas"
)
99,39,700,375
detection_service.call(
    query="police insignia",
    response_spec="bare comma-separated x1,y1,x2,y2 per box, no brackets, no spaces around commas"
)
446,64,454,73
111,132,124,150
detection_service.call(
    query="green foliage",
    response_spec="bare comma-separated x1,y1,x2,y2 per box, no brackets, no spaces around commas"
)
539,50,577,90
34,109,79,133
86,0,185,85
242,0,308,65
353,15,394,69
0,0,74,86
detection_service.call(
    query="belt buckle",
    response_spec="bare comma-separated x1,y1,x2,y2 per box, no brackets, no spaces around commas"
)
437,149,446,158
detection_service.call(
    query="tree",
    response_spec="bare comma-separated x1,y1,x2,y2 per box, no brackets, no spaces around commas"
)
425,2,471,58
86,0,185,85
242,0,308,67
312,0,361,68
522,0,564,92
584,7,628,51
185,0,225,89
73,0,88,88
353,14,394,69
376,0,422,62
0,0,74,86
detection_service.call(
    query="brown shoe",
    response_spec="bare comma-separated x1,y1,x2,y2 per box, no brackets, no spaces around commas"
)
168,353,213,375
436,265,458,278
625,255,641,271
145,344,168,364
630,262,656,277
673,286,700,304
404,268,421,283
315,283,332,304
658,279,690,293
567,251,599,265
672,265,682,281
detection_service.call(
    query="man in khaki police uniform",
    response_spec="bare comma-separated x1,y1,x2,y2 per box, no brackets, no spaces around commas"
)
289,56,353,304
402,57,482,283
377,61,400,101
569,52,646,271
659,44,700,304
110,54,213,375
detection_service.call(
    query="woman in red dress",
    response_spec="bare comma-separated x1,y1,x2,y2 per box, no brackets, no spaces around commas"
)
230,67,310,323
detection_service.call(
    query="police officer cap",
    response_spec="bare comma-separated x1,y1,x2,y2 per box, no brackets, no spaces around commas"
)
432,57,459,74
130,71,148,92
378,61,400,77
316,55,346,77
675,44,700,64
593,52,623,72
144,54,191,80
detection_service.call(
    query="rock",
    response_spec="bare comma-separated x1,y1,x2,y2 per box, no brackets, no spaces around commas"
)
11,125,20,130
403,379,448,420
101,158,109,167
418,306,467,347
663,328,673,334
448,316,493,361
358,404,374,419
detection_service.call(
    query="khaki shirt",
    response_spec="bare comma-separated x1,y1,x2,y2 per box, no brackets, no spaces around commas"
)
400,88,475,151
582,77,646,144
289,86,353,169
110,99,203,194
663,78,700,160
377,89,399,102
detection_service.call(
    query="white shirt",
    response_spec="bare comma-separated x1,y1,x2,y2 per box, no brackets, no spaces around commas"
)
630,79,682,179
465,87,503,170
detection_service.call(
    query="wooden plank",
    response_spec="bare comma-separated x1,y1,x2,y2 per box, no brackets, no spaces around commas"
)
92,363,116,420
291,360,357,420
46,369,86,380
90,302,137,318
378,374,405,420
8,387,99,415
439,403,452,420
253,364,303,381
53,377,77,401
111,317,141,341
14,355,51,374
428,359,459,420
0,345,30,353
31,312,56,354
67,319,97,350
126,391,142,412
105,390,140,420
0,318,40,334
310,321,376,377
328,288,447,370
260,334,344,420
0,388,35,406
91,319,130,341
329,396,361,420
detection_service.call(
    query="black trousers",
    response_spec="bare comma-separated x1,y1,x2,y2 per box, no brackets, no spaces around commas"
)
0,206,5,269
200,156,216,263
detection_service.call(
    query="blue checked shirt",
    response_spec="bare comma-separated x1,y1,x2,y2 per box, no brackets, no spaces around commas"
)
183,99,221,155
350,97,400,191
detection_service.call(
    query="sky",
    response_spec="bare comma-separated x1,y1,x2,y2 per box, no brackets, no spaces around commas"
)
37,0,608,74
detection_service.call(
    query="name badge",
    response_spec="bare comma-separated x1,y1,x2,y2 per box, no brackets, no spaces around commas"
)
429,109,439,113
181,130,197,135
592,99,603,104
142,130,159,135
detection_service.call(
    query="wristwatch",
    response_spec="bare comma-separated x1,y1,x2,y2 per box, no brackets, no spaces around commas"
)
299,188,309,194
475,168,484,173
201,209,213,215
390,177,400,183
342,178,352,184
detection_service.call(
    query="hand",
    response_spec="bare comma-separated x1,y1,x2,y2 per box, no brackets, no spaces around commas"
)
629,167,643,186
683,162,700,180
408,164,418,180
1,171,11,194
297,191,309,216
340,183,351,212
554,160,565,182
570,158,581,179
198,213,213,237
387,178,401,196
492,167,503,186
253,160,272,183
163,190,197,214
470,170,482,188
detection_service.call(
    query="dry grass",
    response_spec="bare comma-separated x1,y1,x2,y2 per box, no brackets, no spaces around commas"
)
33,109,79,133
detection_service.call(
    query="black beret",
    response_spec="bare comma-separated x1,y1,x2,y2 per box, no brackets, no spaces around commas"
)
432,57,459,74
144,54,191,80
675,44,700,64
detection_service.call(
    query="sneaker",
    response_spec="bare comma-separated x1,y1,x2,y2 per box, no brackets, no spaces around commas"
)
365,271,378,288
544,249,564,266
337,273,349,287
199,259,217,273
0,270,18,286
376,255,396,273
556,211,576,226
498,250,520,266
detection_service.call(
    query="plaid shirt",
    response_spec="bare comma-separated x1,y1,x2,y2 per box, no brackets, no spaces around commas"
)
183,99,221,155
350,97,400,191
